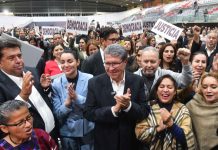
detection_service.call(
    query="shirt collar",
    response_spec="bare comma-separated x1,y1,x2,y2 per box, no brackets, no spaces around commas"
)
1,69,23,83
110,71,125,85
205,45,216,53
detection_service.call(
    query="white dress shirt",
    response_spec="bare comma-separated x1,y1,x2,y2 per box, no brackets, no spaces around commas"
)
110,72,132,117
2,70,55,133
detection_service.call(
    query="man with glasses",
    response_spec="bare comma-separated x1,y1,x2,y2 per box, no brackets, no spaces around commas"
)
84,44,149,150
82,27,119,76
0,100,57,149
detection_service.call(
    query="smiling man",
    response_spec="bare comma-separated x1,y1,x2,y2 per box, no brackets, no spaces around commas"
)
0,37,56,139
84,44,149,150
135,46,192,101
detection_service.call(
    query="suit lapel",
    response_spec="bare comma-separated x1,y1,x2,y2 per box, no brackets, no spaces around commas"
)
124,71,132,95
103,74,116,105
95,51,105,72
0,70,21,98
0,70,37,111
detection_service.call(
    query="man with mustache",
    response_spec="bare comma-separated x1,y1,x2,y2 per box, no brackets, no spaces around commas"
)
0,37,57,139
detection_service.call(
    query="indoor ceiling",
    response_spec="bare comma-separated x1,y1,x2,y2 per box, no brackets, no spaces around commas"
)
0,0,144,16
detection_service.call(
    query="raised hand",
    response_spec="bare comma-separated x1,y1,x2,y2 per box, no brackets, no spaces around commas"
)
212,54,218,72
40,74,51,89
192,25,201,37
177,48,191,65
192,25,201,43
20,71,34,100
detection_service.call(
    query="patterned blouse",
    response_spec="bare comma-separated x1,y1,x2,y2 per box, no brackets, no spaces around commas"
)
135,101,195,150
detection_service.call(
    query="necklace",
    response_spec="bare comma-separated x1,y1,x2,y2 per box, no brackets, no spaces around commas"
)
8,134,21,145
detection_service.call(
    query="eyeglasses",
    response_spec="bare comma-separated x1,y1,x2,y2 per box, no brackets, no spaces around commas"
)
5,114,33,128
107,38,119,42
104,60,123,68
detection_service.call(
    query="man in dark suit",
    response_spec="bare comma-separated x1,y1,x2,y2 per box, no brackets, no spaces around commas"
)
0,37,56,137
81,27,118,76
191,25,218,71
177,30,188,48
84,44,149,150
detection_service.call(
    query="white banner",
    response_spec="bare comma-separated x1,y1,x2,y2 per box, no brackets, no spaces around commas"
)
143,21,155,30
66,18,88,35
34,26,40,34
41,26,60,39
121,20,143,37
151,19,183,41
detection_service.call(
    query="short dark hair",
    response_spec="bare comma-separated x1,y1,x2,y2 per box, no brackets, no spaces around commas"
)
0,37,21,60
99,27,118,39
0,100,28,125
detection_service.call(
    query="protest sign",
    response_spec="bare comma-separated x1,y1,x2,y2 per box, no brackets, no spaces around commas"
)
143,21,155,30
34,26,40,34
121,20,143,37
42,26,60,39
2,33,44,67
151,19,183,41
66,18,88,35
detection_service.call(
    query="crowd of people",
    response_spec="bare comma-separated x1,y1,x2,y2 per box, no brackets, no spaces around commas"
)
0,23,217,150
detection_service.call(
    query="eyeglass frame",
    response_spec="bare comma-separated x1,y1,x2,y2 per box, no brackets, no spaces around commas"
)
4,114,33,127
104,60,124,68
107,38,119,42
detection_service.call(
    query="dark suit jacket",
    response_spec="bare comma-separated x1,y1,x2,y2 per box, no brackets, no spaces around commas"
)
81,51,105,76
84,72,149,150
191,40,218,71
177,36,188,48
0,67,52,130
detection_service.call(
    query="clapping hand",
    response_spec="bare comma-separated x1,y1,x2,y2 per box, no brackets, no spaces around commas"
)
20,71,34,100
114,88,131,110
40,74,51,89
65,83,77,107
67,83,77,100
159,108,174,128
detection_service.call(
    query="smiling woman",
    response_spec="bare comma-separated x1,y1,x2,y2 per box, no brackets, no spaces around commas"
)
44,43,64,76
135,74,195,150
0,100,57,150
186,72,218,150
51,50,94,150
